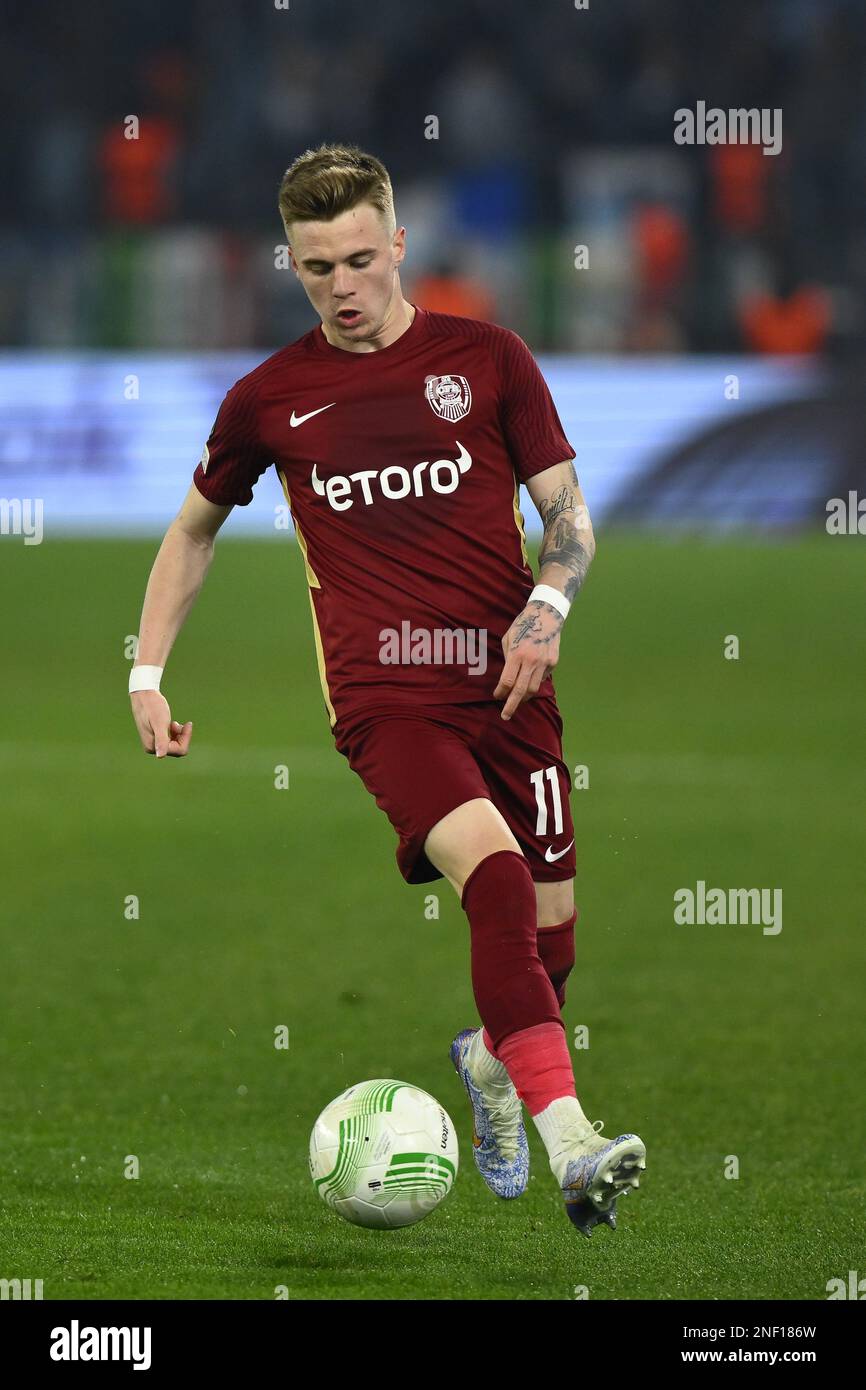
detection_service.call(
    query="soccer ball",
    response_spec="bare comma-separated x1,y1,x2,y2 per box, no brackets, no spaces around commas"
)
310,1078,459,1229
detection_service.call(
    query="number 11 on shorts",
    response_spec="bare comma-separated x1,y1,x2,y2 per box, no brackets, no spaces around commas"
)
530,765,564,836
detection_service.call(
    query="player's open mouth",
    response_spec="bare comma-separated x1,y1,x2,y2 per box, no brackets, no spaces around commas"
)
337,309,361,325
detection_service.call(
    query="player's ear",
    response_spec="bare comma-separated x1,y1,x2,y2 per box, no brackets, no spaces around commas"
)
282,225,299,275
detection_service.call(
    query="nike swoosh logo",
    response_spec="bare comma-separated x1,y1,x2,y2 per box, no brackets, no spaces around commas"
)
290,403,336,427
545,839,574,863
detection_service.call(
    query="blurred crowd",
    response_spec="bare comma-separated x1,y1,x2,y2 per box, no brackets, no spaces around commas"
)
1,0,864,353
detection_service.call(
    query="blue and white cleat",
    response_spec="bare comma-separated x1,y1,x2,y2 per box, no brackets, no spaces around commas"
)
449,1027,529,1199
557,1119,646,1237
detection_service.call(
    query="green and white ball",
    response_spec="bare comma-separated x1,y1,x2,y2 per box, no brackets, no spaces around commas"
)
310,1079,459,1229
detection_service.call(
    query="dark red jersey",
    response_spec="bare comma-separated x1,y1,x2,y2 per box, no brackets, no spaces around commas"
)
193,306,575,732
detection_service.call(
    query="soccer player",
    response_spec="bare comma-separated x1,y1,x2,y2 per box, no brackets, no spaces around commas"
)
129,144,645,1235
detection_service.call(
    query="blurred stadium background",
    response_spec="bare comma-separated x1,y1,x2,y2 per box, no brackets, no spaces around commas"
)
1,0,864,1302
2,0,866,529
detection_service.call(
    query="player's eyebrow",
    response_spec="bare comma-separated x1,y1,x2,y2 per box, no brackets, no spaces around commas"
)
300,248,377,269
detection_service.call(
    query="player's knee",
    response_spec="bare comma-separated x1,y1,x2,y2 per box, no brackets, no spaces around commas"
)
424,798,521,898
460,846,535,923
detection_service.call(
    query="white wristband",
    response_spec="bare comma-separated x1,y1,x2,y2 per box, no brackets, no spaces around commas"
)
529,584,571,620
129,664,164,694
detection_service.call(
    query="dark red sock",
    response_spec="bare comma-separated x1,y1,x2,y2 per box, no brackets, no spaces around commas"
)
461,849,562,1050
537,909,577,1008
483,908,577,1056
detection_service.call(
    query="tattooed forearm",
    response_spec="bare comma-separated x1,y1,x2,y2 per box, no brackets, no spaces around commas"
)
511,609,557,646
543,485,575,526
539,518,593,600
536,469,596,602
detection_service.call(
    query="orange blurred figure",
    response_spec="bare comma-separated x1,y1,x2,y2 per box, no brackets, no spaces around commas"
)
411,267,495,321
99,116,181,224
740,286,831,353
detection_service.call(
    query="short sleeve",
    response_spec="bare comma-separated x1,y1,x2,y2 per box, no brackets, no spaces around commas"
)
493,329,575,483
193,380,272,506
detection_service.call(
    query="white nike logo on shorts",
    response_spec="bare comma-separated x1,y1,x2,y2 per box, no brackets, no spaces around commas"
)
290,403,336,427
545,839,574,863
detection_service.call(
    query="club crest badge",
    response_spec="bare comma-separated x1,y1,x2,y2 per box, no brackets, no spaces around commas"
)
424,374,472,423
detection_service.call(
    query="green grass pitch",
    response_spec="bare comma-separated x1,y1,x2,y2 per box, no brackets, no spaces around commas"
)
1,530,863,1300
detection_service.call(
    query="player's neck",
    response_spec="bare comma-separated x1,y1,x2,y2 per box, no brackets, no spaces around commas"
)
321,296,416,354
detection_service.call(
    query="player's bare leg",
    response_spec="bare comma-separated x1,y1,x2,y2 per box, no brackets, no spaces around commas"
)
536,877,575,927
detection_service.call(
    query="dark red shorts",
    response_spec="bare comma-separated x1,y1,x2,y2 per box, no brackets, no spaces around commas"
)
333,696,576,885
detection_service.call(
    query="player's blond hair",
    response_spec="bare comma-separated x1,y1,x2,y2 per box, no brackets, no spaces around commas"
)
278,144,396,238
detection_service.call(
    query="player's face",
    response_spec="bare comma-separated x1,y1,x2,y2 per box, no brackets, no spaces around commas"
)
288,204,406,347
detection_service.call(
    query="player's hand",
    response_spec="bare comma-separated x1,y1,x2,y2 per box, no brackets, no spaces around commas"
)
130,689,194,757
493,602,562,721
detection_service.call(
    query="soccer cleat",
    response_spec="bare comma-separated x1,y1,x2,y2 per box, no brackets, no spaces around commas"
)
449,1027,529,1199
557,1119,646,1237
